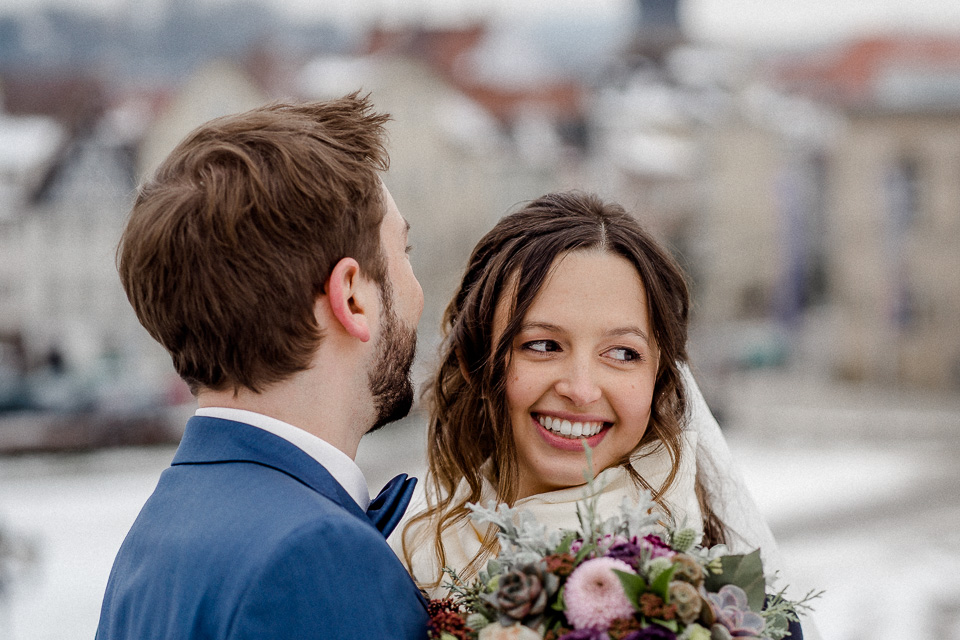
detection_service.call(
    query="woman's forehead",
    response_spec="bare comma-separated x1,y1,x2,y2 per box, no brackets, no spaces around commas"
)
492,250,650,333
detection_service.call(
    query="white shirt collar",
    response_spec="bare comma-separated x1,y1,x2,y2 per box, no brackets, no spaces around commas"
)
194,407,370,510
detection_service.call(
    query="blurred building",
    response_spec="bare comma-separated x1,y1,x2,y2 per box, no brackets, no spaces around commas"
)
296,25,582,365
586,65,706,264
696,85,837,374
0,59,271,417
628,0,684,64
778,35,960,390
688,35,960,390
581,5,720,285
138,58,269,178
580,13,798,375
16,112,174,411
0,110,64,408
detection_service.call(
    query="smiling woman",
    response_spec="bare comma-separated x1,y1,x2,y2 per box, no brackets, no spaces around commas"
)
500,250,660,498
392,191,759,597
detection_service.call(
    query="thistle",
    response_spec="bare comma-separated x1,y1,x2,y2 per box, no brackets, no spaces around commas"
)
672,527,698,554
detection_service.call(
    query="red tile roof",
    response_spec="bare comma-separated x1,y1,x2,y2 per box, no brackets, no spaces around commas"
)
774,34,960,109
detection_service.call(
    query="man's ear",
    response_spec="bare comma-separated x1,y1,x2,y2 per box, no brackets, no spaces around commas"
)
325,257,372,343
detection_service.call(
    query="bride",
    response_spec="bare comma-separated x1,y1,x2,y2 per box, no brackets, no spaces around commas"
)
393,191,806,636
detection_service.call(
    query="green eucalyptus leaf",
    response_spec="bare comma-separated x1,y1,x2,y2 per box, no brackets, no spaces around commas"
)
614,570,648,609
552,585,566,611
703,549,766,611
650,564,677,600
574,542,596,564
764,611,789,638
653,619,679,633
557,531,577,554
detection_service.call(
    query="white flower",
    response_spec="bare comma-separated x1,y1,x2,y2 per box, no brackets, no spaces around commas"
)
477,622,542,640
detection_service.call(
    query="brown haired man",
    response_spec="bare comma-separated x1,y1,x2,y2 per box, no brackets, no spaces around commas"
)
96,95,428,639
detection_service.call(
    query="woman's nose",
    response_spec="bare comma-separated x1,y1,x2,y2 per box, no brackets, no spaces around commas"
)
554,360,602,406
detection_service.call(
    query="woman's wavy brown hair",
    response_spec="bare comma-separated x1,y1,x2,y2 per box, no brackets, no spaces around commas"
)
401,191,726,587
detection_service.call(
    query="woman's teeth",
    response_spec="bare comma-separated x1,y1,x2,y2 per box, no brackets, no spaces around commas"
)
536,415,605,438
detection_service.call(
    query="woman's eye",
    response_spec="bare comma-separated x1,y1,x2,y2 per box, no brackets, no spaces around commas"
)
605,347,642,362
522,339,560,353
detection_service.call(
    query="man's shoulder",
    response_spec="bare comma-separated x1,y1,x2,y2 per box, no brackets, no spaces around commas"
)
151,457,366,535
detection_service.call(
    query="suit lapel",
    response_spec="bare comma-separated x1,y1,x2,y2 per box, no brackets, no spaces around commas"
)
171,416,428,610
172,416,369,522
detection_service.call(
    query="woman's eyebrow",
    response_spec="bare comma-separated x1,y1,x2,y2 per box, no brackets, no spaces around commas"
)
605,326,650,345
518,321,563,333
518,323,650,346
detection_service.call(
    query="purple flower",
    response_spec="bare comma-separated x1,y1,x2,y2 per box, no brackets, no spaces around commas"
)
558,627,609,640
640,535,675,559
706,585,767,638
597,534,629,554
622,625,677,640
605,541,643,570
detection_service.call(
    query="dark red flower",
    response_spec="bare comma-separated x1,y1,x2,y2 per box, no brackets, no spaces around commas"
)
607,616,643,639
545,552,578,577
427,599,471,640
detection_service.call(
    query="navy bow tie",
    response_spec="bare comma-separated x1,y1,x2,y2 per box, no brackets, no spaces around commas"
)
366,473,417,538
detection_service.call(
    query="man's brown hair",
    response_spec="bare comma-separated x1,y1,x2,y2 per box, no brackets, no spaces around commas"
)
118,94,390,394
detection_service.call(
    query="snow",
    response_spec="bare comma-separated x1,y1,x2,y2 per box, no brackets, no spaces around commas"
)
731,440,935,527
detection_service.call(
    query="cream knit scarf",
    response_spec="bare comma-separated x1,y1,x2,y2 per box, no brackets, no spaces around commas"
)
392,429,702,599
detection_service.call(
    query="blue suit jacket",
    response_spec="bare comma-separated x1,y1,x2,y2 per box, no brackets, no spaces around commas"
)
96,416,428,639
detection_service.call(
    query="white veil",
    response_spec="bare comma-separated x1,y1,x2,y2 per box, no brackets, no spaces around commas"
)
681,364,822,639
681,364,783,567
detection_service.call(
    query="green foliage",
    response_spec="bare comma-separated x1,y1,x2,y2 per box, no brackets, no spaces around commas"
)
614,570,648,609
556,531,577,555
761,586,824,636
703,549,766,611
650,563,677,601
654,619,679,633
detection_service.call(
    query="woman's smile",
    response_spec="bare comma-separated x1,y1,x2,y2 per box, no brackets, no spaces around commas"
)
494,249,660,498
531,412,611,451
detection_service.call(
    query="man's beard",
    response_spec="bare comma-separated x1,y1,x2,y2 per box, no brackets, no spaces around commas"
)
367,282,417,434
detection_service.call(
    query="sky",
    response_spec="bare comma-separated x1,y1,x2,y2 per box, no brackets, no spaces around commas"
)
4,0,960,49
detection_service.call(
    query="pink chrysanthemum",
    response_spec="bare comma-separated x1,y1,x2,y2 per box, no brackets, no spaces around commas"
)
563,557,636,631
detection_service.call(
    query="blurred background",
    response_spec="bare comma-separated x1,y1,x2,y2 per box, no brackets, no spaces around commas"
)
1,0,959,638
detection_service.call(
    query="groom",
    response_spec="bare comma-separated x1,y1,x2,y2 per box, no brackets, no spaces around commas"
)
96,95,428,639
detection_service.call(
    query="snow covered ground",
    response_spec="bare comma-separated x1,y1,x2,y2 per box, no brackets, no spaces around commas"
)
1,373,958,640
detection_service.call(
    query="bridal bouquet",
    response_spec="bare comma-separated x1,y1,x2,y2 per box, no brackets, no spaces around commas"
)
428,469,818,640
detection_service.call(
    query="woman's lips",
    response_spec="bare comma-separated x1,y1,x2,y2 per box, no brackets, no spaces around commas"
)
531,414,610,452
